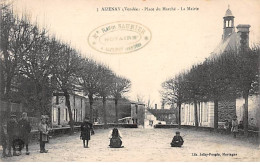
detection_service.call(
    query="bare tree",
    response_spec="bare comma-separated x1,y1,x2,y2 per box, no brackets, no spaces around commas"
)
111,76,131,123
1,6,39,115
96,65,114,128
52,45,83,133
78,58,100,123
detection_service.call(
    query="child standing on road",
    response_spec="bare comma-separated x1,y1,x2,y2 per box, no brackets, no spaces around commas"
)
80,117,93,148
0,119,8,157
38,115,50,153
171,131,184,147
7,114,20,156
224,120,230,134
231,116,239,138
19,112,31,155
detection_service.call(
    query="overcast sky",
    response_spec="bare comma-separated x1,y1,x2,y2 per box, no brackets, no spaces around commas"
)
13,0,260,108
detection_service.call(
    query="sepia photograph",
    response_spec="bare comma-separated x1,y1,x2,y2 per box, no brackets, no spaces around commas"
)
0,0,259,162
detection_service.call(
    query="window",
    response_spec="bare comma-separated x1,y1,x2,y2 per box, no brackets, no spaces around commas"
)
66,109,69,121
73,109,76,121
74,109,77,122
58,107,61,125
64,109,67,121
73,95,76,107
200,103,203,123
53,108,57,122
80,109,82,122
56,96,59,105
181,107,185,122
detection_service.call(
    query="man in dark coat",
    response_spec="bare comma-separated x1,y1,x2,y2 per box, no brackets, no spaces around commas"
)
7,114,20,156
80,117,93,148
18,112,31,155
171,131,184,147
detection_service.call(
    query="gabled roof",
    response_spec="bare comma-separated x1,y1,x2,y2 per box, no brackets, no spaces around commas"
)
210,32,239,57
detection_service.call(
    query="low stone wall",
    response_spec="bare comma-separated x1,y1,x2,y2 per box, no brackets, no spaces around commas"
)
29,124,137,142
154,124,179,128
93,123,138,129
154,124,259,138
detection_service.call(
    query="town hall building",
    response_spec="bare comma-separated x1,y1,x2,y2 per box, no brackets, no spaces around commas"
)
180,7,259,129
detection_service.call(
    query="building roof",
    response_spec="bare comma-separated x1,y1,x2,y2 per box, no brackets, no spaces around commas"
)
224,8,234,17
210,32,239,57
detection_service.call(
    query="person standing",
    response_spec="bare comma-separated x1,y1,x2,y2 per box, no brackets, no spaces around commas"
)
7,114,20,156
224,120,230,134
19,112,31,155
80,117,92,148
231,116,239,138
0,119,8,157
38,115,50,153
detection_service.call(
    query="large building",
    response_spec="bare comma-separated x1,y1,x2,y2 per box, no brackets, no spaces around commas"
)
51,93,87,127
181,7,259,129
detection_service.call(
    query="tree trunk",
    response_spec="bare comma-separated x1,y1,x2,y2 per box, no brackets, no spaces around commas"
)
115,99,118,124
214,99,219,132
35,82,45,116
178,103,181,129
5,76,12,117
102,96,107,128
64,89,74,133
194,100,199,129
88,94,94,123
243,92,249,137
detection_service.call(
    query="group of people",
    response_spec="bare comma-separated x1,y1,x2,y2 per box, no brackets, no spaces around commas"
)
223,116,243,138
0,113,51,158
1,115,186,158
1,112,31,157
3,114,245,157
80,117,184,148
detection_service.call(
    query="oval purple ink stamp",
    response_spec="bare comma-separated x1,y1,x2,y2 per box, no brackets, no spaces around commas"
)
88,21,152,54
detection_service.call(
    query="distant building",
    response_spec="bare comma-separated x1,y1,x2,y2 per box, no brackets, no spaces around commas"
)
144,110,158,128
148,108,176,124
130,102,145,126
84,98,132,124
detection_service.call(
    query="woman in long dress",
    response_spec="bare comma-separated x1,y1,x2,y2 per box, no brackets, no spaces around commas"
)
80,117,93,148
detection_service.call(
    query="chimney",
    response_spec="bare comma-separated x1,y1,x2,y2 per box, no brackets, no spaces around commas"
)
236,24,251,49
155,104,157,110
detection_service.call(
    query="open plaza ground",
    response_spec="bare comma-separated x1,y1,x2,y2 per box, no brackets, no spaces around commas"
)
0,128,259,162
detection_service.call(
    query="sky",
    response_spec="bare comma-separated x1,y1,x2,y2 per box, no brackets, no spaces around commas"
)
12,0,260,108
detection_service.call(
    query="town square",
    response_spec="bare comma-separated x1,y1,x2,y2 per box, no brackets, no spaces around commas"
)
0,0,260,162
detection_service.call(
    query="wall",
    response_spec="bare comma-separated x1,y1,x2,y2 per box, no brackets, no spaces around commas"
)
131,103,145,126
181,101,214,128
236,95,259,128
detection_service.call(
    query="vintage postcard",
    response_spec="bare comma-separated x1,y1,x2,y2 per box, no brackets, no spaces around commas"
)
0,0,259,162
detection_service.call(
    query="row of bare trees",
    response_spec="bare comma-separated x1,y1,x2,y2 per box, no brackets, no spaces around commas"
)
0,5,131,131
161,46,259,135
